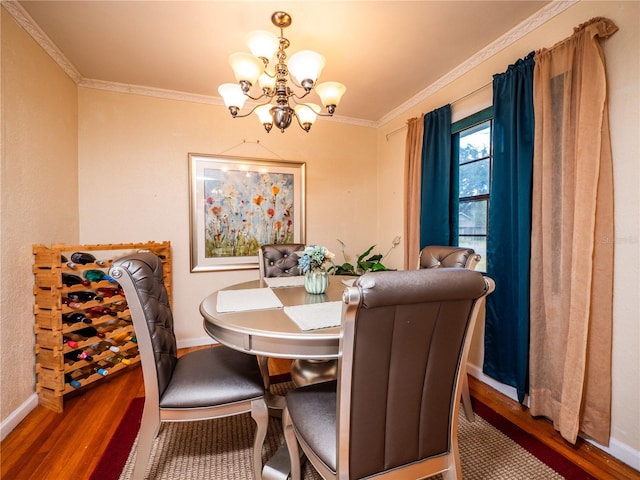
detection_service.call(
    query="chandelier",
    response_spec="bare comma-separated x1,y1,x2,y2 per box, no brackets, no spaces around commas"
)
217,11,346,133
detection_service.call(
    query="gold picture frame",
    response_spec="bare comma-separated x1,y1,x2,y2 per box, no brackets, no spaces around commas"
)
188,153,306,272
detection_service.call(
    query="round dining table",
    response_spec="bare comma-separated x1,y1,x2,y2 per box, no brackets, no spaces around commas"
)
200,277,349,359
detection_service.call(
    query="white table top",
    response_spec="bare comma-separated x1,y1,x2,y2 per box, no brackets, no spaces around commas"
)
200,277,354,359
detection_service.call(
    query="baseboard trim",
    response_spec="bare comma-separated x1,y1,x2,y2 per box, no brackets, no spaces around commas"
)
1,393,38,442
466,362,640,472
176,336,217,349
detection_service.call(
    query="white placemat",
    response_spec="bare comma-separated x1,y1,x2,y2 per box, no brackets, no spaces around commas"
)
216,288,283,313
264,276,305,288
284,301,343,331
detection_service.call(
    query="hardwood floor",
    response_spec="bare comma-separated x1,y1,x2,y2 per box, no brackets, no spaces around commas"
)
2,354,638,480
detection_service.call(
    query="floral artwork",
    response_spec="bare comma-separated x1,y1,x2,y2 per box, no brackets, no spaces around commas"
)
189,154,305,272
203,169,295,257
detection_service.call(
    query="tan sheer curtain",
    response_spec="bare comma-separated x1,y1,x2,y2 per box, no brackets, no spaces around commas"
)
403,117,424,269
530,17,617,445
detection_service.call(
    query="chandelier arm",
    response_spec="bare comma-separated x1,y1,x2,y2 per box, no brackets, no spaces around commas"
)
290,98,334,117
243,91,274,102
292,111,311,132
289,90,313,102
230,101,273,119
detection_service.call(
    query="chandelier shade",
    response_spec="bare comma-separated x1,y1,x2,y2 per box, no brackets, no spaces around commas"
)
218,83,247,110
245,30,279,60
228,53,264,86
288,51,326,86
217,11,346,133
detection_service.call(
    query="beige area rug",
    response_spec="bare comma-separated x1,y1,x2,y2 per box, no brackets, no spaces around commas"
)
118,383,565,480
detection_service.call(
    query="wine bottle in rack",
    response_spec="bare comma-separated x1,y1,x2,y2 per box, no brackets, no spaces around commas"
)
63,312,92,325
64,373,82,389
95,318,131,336
62,297,82,309
67,326,106,341
95,287,123,298
90,340,120,354
67,291,103,303
61,273,91,287
70,252,107,266
83,269,117,283
86,306,118,317
108,302,129,313
104,353,134,366
64,349,94,364
63,337,79,348
62,254,79,269
111,331,136,343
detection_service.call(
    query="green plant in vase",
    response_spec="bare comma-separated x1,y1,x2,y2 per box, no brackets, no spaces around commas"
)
331,237,401,276
296,245,335,294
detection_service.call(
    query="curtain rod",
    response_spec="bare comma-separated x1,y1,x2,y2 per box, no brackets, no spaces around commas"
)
384,81,493,141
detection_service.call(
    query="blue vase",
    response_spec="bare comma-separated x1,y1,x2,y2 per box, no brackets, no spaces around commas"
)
304,270,329,294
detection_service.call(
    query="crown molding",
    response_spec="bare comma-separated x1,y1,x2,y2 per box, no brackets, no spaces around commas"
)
4,0,576,130
78,78,375,128
1,0,83,83
375,0,578,127
78,78,222,105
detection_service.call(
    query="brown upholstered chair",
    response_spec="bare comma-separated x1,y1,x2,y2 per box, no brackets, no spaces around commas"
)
283,268,494,480
418,245,482,421
258,243,305,282
258,243,338,388
110,252,268,480
418,244,481,270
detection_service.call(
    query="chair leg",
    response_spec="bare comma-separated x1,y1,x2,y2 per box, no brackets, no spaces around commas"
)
461,375,475,421
251,398,269,480
257,355,271,391
442,437,462,480
132,403,161,480
282,407,303,480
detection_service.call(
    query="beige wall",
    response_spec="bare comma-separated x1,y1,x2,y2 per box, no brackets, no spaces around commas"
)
77,89,378,343
0,10,78,420
377,0,640,461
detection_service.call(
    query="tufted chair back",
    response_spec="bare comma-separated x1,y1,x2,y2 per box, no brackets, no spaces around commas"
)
283,268,494,480
258,243,305,281
344,269,490,478
418,245,481,270
110,252,177,398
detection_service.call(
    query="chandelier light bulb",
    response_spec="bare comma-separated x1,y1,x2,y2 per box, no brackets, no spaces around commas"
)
294,103,320,131
316,82,347,112
258,71,277,92
288,50,326,88
218,83,248,112
229,52,264,86
246,30,279,62
254,105,274,132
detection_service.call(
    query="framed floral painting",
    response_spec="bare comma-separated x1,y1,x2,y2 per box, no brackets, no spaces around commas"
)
188,154,306,272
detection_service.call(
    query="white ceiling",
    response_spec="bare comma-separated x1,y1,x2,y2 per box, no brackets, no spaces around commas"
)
12,0,553,125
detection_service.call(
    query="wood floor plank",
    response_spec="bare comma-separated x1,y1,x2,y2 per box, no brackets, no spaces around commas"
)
2,355,638,480
468,375,639,480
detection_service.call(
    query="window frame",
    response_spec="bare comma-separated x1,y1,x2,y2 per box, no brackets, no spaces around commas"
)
452,107,494,271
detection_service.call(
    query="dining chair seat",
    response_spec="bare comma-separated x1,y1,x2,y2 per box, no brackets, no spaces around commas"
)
159,346,266,409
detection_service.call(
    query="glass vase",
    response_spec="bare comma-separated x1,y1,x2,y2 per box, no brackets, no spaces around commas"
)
304,269,329,294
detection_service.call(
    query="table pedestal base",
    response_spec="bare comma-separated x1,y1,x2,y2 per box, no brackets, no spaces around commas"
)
290,359,337,386
262,445,296,480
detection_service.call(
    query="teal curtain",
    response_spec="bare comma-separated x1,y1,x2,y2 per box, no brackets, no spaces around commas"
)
420,105,457,247
483,52,535,403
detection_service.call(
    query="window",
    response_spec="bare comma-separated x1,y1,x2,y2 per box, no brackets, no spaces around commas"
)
452,108,493,271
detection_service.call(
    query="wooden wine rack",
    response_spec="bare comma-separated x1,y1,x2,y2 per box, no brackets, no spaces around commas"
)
33,241,172,412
